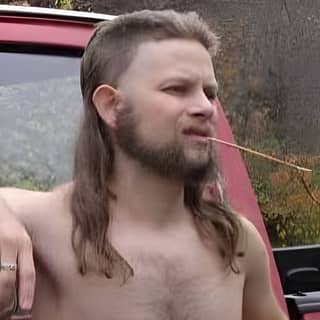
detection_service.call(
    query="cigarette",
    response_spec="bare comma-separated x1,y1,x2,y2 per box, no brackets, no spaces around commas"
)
207,137,312,173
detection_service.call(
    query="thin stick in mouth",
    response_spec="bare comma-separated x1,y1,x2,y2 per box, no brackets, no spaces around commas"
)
207,137,312,173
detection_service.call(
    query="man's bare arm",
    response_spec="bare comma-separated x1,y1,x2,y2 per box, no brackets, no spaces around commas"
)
242,218,288,320
0,189,37,315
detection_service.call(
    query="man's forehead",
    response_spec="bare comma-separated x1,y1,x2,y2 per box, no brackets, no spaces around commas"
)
137,39,211,61
130,39,216,80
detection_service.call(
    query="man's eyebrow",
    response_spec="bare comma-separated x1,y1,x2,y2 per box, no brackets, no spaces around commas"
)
161,75,195,83
162,75,218,89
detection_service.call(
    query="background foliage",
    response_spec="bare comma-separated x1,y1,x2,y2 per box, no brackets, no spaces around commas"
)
55,0,72,10
243,147,320,247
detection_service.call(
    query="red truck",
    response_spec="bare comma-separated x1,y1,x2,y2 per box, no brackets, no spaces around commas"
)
0,5,319,320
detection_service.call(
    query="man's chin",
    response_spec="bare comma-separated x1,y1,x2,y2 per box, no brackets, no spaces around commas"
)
184,151,210,166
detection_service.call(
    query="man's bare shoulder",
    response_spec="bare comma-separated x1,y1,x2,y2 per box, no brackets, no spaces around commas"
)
238,216,269,274
0,183,73,234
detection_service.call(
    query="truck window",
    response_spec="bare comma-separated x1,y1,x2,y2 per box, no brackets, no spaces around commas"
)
0,50,82,190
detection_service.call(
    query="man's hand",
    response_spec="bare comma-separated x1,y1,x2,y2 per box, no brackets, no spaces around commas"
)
0,197,35,318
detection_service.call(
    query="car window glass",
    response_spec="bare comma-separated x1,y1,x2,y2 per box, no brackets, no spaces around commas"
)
0,51,82,190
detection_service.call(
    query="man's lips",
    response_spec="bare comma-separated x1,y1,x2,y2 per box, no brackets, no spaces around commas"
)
182,127,212,143
183,127,212,138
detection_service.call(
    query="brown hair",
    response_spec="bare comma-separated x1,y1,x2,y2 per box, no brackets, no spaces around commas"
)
71,9,242,279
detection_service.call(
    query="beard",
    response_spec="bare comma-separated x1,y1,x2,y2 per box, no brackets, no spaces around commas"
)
114,103,216,183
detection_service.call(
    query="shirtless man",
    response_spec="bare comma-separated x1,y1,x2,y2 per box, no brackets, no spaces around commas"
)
0,10,287,320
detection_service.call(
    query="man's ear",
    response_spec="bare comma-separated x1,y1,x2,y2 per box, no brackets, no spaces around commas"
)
92,84,120,128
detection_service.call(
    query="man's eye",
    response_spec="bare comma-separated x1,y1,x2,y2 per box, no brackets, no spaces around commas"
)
164,86,187,94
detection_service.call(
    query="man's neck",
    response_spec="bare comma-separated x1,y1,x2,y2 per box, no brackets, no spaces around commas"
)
109,155,190,230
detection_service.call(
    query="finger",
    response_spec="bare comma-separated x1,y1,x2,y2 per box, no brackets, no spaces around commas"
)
0,292,16,320
0,284,16,319
0,240,18,315
17,236,35,311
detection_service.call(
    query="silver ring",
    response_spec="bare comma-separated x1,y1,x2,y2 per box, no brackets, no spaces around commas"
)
0,263,17,272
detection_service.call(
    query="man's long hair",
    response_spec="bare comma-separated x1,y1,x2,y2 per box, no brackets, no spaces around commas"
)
71,10,242,279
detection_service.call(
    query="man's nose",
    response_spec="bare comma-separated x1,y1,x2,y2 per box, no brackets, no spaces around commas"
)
187,91,217,121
